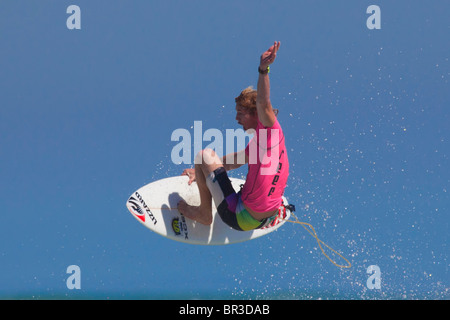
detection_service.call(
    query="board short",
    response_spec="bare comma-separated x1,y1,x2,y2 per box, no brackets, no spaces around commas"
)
206,167,277,231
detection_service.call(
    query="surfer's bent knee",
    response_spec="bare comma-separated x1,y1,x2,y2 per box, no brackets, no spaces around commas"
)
195,148,223,170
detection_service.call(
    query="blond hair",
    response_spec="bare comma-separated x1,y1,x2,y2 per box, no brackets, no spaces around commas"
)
234,86,278,116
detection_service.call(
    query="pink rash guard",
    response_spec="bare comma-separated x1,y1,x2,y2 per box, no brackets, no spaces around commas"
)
241,118,289,213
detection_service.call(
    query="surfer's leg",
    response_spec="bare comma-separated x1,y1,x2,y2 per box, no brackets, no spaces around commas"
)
178,148,223,225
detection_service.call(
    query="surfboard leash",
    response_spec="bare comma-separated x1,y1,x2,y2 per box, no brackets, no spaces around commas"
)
148,205,352,268
282,206,352,269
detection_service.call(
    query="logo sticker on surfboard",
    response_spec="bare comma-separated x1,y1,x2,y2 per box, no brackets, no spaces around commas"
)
172,216,189,239
127,196,146,223
126,192,158,225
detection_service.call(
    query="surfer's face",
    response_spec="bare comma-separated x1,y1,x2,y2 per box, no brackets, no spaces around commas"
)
235,104,258,131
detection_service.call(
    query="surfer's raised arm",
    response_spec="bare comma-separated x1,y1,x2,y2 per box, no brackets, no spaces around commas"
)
256,41,280,128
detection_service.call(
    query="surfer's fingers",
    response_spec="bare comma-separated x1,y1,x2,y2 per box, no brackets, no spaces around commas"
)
181,169,196,185
275,41,281,52
181,168,192,176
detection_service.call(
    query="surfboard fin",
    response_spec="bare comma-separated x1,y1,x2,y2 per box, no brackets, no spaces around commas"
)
285,204,296,212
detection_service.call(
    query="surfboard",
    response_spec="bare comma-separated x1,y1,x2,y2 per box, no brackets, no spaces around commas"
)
126,176,291,245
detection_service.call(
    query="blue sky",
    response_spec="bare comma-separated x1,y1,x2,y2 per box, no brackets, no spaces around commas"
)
0,1,448,299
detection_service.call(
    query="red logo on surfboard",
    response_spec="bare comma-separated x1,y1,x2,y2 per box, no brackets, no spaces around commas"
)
127,196,146,222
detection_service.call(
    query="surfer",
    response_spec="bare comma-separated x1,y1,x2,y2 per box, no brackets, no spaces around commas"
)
178,41,289,231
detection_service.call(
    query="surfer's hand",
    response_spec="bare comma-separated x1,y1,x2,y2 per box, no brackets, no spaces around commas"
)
260,41,281,70
181,168,196,185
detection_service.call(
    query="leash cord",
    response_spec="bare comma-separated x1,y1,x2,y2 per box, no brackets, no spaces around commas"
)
144,206,352,268
282,211,352,269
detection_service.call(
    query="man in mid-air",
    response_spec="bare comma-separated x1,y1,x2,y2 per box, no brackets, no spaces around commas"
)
178,41,289,231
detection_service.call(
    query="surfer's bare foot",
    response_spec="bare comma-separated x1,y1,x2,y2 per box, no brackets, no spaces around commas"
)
177,200,212,226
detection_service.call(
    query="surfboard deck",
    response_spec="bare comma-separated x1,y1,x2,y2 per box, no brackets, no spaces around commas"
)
126,176,291,245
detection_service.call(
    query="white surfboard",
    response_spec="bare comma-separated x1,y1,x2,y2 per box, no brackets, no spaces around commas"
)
126,176,291,245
